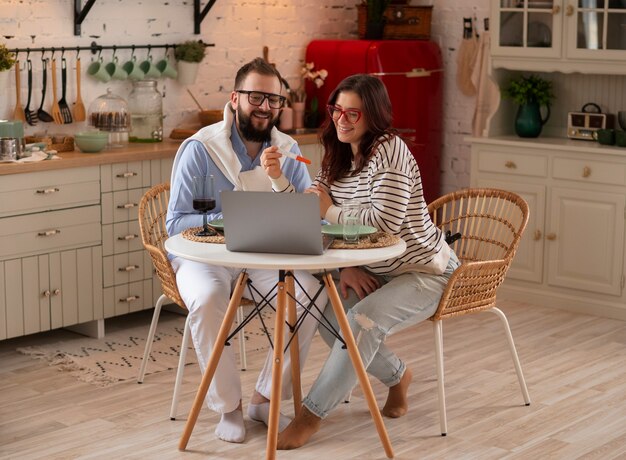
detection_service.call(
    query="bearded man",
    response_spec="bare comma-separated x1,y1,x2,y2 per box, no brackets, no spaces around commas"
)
166,58,324,443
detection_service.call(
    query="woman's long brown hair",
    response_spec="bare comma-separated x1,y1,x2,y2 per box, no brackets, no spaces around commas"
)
319,74,395,184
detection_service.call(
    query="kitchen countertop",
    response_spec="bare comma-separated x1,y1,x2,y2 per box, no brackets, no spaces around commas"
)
0,131,320,176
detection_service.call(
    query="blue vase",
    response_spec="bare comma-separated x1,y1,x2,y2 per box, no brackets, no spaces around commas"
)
515,100,550,138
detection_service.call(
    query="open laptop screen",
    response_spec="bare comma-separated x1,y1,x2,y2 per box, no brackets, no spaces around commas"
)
222,191,331,255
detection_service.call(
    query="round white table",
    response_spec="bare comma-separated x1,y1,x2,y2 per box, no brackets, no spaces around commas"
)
165,234,406,459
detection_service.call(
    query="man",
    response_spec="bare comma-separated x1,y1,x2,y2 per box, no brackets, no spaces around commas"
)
166,58,325,443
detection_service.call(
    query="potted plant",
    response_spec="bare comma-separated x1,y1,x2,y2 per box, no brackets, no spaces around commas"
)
0,43,16,88
363,0,390,39
174,40,206,85
502,74,556,138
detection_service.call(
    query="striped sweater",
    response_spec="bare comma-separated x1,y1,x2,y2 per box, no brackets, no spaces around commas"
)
315,135,450,276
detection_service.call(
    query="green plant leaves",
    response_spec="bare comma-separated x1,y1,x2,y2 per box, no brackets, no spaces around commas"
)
502,74,555,106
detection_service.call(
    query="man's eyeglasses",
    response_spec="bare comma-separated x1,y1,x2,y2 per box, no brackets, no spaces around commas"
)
237,90,286,109
327,105,362,124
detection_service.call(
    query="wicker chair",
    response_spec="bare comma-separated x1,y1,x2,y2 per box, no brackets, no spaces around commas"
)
427,188,531,436
137,183,249,420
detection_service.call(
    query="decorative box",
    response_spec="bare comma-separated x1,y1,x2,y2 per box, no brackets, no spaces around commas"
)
357,4,433,40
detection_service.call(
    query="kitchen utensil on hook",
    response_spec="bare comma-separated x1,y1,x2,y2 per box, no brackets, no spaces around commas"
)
58,57,73,123
73,58,86,122
37,58,54,123
24,59,38,126
13,61,26,122
50,59,64,125
186,88,205,111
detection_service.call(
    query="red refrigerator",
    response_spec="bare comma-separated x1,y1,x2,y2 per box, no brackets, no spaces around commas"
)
305,39,443,204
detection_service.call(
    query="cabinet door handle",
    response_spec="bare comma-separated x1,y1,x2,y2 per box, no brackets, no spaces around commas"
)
119,295,140,303
546,233,557,240
534,229,542,241
582,166,591,178
116,172,138,178
119,264,140,272
566,4,574,16
36,187,60,194
53,289,61,296
117,203,138,209
37,229,61,237
118,234,139,241
505,160,517,169
43,290,51,297
552,4,561,14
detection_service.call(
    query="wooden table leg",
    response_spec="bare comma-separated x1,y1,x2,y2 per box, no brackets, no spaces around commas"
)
322,272,395,459
266,270,287,460
286,271,302,416
178,271,249,451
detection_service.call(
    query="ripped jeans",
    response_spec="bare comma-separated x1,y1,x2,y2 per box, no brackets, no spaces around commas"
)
302,251,460,419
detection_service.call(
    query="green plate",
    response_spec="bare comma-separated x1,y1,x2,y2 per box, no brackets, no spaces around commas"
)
321,224,377,238
208,218,224,230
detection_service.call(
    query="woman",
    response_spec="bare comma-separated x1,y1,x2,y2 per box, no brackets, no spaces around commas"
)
277,74,460,449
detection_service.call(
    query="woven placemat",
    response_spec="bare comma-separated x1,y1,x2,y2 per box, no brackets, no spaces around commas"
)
330,231,401,249
182,226,225,244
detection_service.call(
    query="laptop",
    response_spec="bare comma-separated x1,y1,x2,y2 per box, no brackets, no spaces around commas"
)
221,191,334,255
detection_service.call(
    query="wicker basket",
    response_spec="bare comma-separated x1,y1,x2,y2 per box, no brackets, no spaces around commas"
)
25,135,75,153
357,4,433,40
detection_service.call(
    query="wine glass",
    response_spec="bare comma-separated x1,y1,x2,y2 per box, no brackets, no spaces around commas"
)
192,175,216,236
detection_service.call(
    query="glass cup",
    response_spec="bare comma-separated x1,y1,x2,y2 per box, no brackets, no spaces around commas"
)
192,175,216,237
342,199,362,244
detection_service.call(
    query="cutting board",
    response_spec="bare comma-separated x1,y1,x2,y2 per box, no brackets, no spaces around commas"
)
169,128,197,140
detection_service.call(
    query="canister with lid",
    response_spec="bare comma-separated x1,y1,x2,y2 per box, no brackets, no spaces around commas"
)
128,80,163,142
87,88,130,148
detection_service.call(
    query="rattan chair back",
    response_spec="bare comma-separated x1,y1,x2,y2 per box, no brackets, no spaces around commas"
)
428,188,529,320
138,183,186,310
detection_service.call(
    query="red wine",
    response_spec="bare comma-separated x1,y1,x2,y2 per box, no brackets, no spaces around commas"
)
193,198,216,212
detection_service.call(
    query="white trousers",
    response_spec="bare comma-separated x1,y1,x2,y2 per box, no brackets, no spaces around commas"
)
172,257,326,414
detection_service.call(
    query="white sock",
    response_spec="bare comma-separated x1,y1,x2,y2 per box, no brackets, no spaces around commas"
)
215,408,246,443
248,402,292,432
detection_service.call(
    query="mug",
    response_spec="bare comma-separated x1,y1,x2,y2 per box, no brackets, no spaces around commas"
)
155,58,178,79
87,58,111,83
615,130,626,148
122,57,145,81
105,57,128,80
139,57,161,79
594,128,615,146
342,199,363,244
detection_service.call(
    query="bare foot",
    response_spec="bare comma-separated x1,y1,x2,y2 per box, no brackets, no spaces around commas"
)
382,368,413,418
250,390,269,405
277,406,321,450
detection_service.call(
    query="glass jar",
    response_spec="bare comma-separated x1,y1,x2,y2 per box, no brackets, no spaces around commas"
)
87,88,130,148
128,80,163,143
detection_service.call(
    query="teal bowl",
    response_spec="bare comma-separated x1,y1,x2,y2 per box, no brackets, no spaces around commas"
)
74,131,108,153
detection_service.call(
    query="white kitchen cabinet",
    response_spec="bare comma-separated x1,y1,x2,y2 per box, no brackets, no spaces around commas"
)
471,137,626,320
491,0,626,73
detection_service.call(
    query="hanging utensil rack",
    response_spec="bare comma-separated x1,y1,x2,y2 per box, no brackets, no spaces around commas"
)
10,41,214,57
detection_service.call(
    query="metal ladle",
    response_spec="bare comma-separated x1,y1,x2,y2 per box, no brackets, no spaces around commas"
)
37,58,54,123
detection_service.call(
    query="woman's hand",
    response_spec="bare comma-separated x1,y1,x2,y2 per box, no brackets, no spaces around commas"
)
339,267,381,300
260,146,282,179
305,185,332,218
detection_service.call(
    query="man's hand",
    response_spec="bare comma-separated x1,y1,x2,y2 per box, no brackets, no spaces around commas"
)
260,146,282,179
339,267,381,300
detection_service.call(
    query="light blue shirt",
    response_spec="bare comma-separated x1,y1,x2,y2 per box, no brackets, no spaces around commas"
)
166,121,311,237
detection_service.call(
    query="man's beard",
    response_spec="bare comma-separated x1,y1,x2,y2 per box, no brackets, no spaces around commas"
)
237,106,278,142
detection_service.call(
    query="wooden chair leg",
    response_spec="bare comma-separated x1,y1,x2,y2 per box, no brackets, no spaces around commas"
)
138,294,166,383
286,273,302,415
433,319,447,436
488,307,531,405
169,315,192,420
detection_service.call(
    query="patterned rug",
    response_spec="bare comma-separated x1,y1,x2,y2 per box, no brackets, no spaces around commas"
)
17,308,274,387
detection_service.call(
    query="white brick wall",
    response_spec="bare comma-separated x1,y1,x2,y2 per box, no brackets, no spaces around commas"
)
1,0,488,194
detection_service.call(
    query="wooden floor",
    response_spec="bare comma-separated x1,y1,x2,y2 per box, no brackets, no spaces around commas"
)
1,298,626,459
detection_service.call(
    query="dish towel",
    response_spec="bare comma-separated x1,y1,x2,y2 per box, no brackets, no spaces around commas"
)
0,150,61,163
471,31,500,137
456,19,479,97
